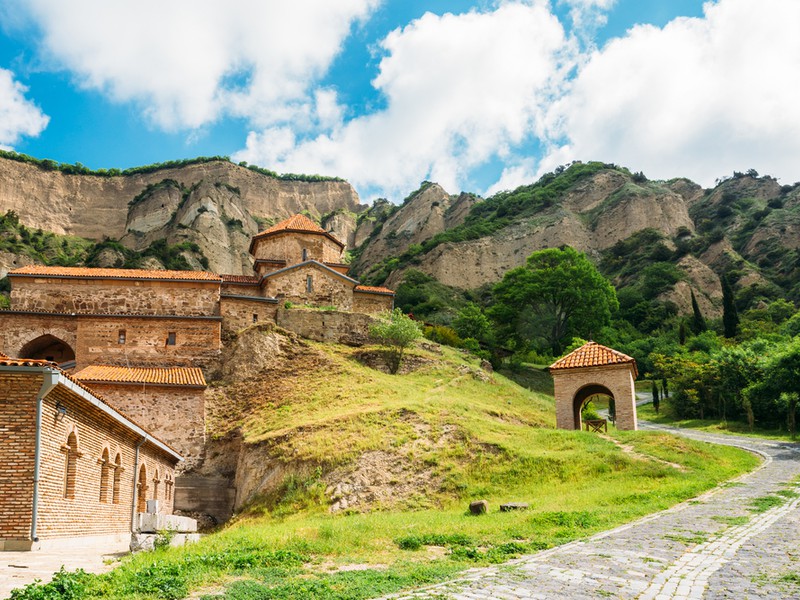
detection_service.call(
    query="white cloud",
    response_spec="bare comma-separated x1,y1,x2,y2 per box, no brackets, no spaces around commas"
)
542,0,800,186
12,0,378,130
559,0,616,39
0,68,49,147
236,1,574,197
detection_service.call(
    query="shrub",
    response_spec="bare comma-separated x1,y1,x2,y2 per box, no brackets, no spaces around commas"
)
369,309,422,374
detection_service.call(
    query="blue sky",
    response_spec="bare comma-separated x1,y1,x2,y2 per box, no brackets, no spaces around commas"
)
1,0,798,202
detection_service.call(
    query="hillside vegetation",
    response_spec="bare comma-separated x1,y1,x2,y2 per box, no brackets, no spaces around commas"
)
13,326,756,600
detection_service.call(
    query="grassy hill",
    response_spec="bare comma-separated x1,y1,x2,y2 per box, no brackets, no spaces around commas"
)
15,327,757,600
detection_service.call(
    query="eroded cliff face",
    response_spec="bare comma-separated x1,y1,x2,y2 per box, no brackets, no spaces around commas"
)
372,172,696,291
0,157,361,274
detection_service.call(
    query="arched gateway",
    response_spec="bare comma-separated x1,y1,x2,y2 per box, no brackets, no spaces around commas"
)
549,342,639,431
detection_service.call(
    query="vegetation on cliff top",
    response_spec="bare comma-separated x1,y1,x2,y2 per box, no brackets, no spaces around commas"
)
0,149,344,183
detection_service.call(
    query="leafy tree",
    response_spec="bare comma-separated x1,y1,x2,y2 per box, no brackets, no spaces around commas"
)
490,247,618,355
369,309,422,374
452,303,491,342
721,274,739,338
690,289,707,334
745,337,800,435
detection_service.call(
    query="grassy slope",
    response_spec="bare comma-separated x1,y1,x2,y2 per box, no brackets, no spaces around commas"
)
16,335,758,600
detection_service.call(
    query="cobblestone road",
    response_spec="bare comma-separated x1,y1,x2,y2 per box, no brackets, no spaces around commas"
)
378,424,800,600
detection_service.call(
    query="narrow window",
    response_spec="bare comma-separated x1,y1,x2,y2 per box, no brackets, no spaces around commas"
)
306,275,313,293
64,432,78,500
165,474,173,502
118,329,126,344
112,453,122,504
99,448,110,503
136,464,147,513
302,248,308,261
252,313,258,323
152,470,160,503
166,332,176,346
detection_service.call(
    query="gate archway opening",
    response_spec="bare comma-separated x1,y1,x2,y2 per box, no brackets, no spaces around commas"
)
572,384,615,430
19,334,76,368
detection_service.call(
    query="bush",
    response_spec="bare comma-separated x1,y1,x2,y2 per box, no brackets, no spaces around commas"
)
9,567,89,600
369,309,423,374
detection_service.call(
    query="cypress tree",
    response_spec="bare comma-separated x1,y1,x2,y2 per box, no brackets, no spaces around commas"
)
679,322,687,345
721,274,739,338
690,289,707,334
662,377,669,398
651,381,660,414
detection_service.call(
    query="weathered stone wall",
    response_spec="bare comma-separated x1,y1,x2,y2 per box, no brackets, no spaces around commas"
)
0,313,221,370
174,476,236,523
83,383,205,472
252,232,343,275
276,306,375,345
264,264,354,310
352,292,394,314
220,282,262,297
0,370,179,549
552,364,638,431
219,296,278,336
9,278,220,317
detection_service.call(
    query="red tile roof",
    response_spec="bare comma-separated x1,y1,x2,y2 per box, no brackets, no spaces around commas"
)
249,214,345,250
74,365,207,387
354,285,395,295
10,265,222,282
549,342,637,376
0,354,55,367
221,274,261,285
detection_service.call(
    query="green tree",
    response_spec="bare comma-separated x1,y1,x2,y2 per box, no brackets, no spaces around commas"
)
721,274,739,338
452,303,491,342
489,247,618,355
369,309,423,374
746,337,800,435
651,381,660,414
690,289,707,334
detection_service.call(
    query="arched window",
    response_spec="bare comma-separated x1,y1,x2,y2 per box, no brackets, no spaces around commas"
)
62,430,80,500
99,448,110,503
112,453,122,504
152,469,160,503
136,464,148,513
165,472,173,502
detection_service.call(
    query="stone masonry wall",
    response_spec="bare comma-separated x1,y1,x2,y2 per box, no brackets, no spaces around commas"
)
276,306,375,346
83,383,205,473
553,364,638,431
264,264,354,310
0,313,78,359
352,292,394,314
252,232,343,275
0,372,38,542
9,278,220,317
219,296,278,336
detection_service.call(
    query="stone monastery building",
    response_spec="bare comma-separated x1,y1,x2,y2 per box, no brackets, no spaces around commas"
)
0,215,393,551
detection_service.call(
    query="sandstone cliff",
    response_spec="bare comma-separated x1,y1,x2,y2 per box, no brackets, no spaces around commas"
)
0,157,362,274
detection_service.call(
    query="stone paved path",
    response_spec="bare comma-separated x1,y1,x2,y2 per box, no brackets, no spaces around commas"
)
377,423,800,600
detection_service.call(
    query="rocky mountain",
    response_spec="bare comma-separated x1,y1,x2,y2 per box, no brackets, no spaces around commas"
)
2,155,799,321
0,155,361,274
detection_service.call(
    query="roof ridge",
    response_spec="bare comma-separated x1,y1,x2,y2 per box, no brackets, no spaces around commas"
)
549,341,637,375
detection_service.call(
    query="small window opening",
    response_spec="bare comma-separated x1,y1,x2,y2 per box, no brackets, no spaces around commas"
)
252,313,258,323
118,329,126,344
302,248,308,261
167,332,176,346
306,275,313,293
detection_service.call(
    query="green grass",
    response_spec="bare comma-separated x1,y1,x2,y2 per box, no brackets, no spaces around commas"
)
748,495,785,513
13,336,761,600
637,402,798,441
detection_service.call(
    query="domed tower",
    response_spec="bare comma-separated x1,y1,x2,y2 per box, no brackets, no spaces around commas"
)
248,214,347,277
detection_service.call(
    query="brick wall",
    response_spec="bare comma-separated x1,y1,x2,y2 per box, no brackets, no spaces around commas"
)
252,232,343,275
219,296,278,336
263,264,354,310
81,383,205,472
352,292,394,314
0,372,38,540
0,370,180,546
10,278,220,317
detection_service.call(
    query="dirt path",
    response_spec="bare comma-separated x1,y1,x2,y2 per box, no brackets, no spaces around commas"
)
378,423,800,600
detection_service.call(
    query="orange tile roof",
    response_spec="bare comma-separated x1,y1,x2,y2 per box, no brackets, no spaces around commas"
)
221,274,261,284
354,285,395,295
0,354,55,367
250,214,345,250
10,265,222,282
74,365,207,387
549,342,637,376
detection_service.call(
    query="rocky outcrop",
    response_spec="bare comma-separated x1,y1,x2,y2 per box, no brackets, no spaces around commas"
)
0,157,361,274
